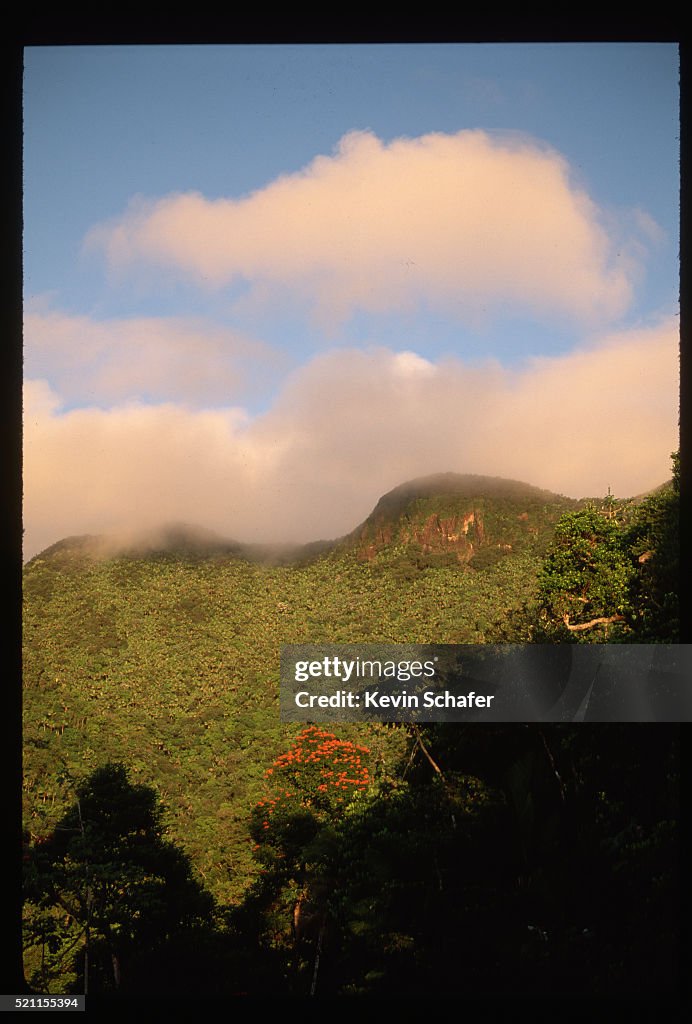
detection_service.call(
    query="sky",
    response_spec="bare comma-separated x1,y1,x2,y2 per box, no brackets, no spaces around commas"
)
22,43,680,559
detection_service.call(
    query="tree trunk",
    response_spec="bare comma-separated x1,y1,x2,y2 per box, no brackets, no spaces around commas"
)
310,924,325,997
112,952,121,990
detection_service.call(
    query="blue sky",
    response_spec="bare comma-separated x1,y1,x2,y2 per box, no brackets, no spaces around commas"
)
23,44,680,557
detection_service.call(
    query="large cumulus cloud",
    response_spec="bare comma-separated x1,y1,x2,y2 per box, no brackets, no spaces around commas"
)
85,129,640,330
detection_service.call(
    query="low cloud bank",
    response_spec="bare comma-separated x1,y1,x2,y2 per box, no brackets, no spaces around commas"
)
23,319,678,560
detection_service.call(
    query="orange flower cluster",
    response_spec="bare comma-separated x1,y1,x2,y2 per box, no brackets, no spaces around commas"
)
255,789,295,828
254,727,372,830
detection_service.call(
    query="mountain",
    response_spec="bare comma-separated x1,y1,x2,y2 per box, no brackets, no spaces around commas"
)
339,472,579,570
24,472,578,898
29,473,580,570
21,468,680,996
31,522,244,564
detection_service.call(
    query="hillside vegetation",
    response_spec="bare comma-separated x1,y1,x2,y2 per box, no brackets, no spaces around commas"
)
22,466,680,997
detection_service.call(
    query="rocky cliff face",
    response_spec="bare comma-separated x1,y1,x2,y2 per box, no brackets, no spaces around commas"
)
342,473,578,567
356,509,484,562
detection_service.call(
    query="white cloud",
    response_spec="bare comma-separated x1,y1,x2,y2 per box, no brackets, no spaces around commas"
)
23,318,678,560
85,129,643,331
392,351,437,378
23,305,282,407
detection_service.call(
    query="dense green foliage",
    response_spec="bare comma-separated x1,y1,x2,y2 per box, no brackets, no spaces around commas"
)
23,765,214,993
492,456,679,643
624,460,680,641
22,468,680,996
538,507,635,634
22,542,541,903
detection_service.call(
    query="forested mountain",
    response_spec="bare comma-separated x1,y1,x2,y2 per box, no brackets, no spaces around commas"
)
338,472,578,569
22,464,680,997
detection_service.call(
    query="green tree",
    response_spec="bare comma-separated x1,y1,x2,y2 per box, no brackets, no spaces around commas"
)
535,504,635,640
23,763,214,993
624,453,679,641
532,452,679,644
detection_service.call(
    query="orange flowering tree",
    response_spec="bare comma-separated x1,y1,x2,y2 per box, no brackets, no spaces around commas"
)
244,726,376,982
250,726,372,863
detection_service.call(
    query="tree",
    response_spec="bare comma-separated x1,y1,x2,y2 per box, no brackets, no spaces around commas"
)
623,454,679,641
532,452,680,643
535,504,635,640
23,763,214,993
234,728,376,994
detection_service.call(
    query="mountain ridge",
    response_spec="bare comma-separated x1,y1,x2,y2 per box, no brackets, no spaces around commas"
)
27,471,669,568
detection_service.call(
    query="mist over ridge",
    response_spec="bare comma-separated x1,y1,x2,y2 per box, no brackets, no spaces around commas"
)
27,469,671,568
